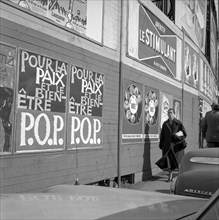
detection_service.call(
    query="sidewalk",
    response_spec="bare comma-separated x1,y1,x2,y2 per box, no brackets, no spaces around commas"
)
124,170,178,194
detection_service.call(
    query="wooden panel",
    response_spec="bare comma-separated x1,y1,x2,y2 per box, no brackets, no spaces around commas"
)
103,0,120,49
0,15,121,192
182,91,199,150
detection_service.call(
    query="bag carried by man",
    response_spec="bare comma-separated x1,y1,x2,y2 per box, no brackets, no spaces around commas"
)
172,131,187,153
174,139,187,153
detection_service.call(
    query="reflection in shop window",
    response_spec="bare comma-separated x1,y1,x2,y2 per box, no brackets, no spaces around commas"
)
9,0,103,43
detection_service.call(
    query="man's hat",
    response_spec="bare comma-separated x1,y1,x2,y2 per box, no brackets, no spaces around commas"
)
211,102,216,107
212,104,219,110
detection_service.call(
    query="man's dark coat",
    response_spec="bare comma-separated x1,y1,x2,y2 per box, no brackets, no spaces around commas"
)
159,118,187,155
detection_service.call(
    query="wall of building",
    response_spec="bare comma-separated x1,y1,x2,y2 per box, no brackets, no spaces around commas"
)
0,1,121,193
0,0,217,193
119,0,217,181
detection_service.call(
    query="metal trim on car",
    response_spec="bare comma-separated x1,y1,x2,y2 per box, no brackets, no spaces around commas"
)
190,157,219,165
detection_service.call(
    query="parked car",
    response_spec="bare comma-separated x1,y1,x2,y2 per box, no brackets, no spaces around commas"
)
1,184,219,220
170,148,219,198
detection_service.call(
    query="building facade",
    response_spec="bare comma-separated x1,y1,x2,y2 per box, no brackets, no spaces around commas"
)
0,0,218,192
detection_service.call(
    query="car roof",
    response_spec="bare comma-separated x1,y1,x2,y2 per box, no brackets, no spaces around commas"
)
1,184,208,219
179,148,219,174
184,148,219,158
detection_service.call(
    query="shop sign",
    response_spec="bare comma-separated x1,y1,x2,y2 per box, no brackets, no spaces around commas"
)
138,5,177,77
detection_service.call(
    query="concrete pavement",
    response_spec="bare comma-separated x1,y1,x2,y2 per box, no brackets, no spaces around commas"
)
124,170,178,194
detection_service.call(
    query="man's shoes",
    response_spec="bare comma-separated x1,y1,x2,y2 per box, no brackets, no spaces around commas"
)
166,173,173,182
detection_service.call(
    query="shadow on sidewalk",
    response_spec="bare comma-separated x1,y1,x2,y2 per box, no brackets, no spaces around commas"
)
155,189,171,194
123,170,178,193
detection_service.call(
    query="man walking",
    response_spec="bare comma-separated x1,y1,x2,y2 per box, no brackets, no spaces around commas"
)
202,104,219,148
159,108,187,181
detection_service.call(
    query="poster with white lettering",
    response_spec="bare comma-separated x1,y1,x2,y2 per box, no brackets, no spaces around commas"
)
138,4,177,78
67,65,104,149
16,49,67,152
18,50,67,113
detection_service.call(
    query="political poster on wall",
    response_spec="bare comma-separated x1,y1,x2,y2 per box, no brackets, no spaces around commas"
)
160,92,172,129
122,79,143,143
16,49,68,152
144,86,159,142
173,99,181,121
175,0,207,53
0,43,16,153
184,42,199,89
67,65,104,149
